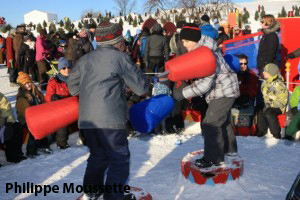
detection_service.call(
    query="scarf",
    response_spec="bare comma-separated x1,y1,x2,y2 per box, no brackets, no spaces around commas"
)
57,73,68,83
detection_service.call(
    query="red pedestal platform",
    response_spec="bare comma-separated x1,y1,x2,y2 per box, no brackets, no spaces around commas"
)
181,150,244,186
234,126,256,136
130,186,152,200
76,186,152,200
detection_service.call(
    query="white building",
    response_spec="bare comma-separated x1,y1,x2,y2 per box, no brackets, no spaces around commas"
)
24,10,57,25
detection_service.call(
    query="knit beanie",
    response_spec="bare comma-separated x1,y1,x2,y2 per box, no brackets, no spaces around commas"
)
95,22,123,45
58,57,71,71
264,63,279,76
201,14,210,22
17,72,32,86
180,23,201,43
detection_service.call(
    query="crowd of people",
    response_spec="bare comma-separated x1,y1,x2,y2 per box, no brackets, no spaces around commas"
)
0,13,299,200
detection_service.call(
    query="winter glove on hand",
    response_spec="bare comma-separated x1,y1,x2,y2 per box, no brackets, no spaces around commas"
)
51,94,65,101
173,81,187,101
286,53,296,60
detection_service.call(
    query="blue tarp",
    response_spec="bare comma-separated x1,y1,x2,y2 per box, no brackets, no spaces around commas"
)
223,33,282,73
129,94,174,133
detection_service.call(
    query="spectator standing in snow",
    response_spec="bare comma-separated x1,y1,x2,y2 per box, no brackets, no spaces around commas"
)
144,23,169,73
72,30,94,66
65,32,78,68
86,24,97,49
5,29,18,87
256,64,288,139
45,57,72,149
257,15,280,76
216,26,229,49
213,18,220,31
17,35,38,82
35,29,50,90
13,25,25,68
139,27,150,69
16,72,52,157
0,92,27,164
67,22,148,200
131,29,142,63
200,15,218,40
173,23,240,168
243,25,252,35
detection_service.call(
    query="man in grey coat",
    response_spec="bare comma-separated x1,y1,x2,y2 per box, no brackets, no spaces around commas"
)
67,22,148,200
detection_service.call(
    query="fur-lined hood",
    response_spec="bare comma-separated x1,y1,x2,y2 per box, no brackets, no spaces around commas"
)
263,20,280,35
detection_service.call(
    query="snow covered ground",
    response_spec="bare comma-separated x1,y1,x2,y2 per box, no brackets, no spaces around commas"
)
0,65,299,200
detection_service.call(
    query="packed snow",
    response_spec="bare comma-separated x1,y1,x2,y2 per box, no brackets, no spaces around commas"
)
0,64,299,200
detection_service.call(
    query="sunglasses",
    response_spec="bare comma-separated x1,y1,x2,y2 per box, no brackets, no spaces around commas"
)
240,62,247,65
61,67,71,70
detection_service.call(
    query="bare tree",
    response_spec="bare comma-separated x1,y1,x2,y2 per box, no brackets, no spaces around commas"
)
144,0,176,19
177,0,202,22
199,0,234,19
114,0,137,16
81,9,101,19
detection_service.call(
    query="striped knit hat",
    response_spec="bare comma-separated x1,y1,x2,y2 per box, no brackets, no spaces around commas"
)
17,72,32,86
95,22,123,45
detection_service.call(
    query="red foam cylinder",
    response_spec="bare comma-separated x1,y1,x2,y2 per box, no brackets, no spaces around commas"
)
165,46,216,81
25,97,79,140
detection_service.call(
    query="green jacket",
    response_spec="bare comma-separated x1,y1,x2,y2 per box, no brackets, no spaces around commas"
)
261,74,288,113
290,86,300,109
0,92,16,127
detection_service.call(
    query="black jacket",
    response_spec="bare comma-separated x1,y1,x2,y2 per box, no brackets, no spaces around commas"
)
217,33,229,47
17,42,35,68
144,33,169,62
73,37,94,62
257,21,280,75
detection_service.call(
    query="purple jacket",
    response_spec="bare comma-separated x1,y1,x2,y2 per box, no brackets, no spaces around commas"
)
35,36,49,61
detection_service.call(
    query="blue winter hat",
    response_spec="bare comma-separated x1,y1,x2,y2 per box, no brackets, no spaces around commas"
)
58,57,71,71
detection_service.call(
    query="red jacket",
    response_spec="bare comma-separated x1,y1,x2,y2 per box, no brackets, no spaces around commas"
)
237,69,259,98
45,76,70,103
5,36,15,68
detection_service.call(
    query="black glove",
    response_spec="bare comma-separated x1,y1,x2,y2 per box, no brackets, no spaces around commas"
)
173,81,188,101
51,94,65,101
286,53,296,60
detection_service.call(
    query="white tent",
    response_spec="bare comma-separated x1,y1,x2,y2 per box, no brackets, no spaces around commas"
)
24,10,57,25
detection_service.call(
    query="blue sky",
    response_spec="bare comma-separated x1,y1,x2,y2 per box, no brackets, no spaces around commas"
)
2,0,253,26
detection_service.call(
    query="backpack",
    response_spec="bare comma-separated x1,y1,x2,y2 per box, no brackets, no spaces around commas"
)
140,36,147,58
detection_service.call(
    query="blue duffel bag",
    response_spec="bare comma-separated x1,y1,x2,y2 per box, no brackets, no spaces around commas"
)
129,94,174,133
